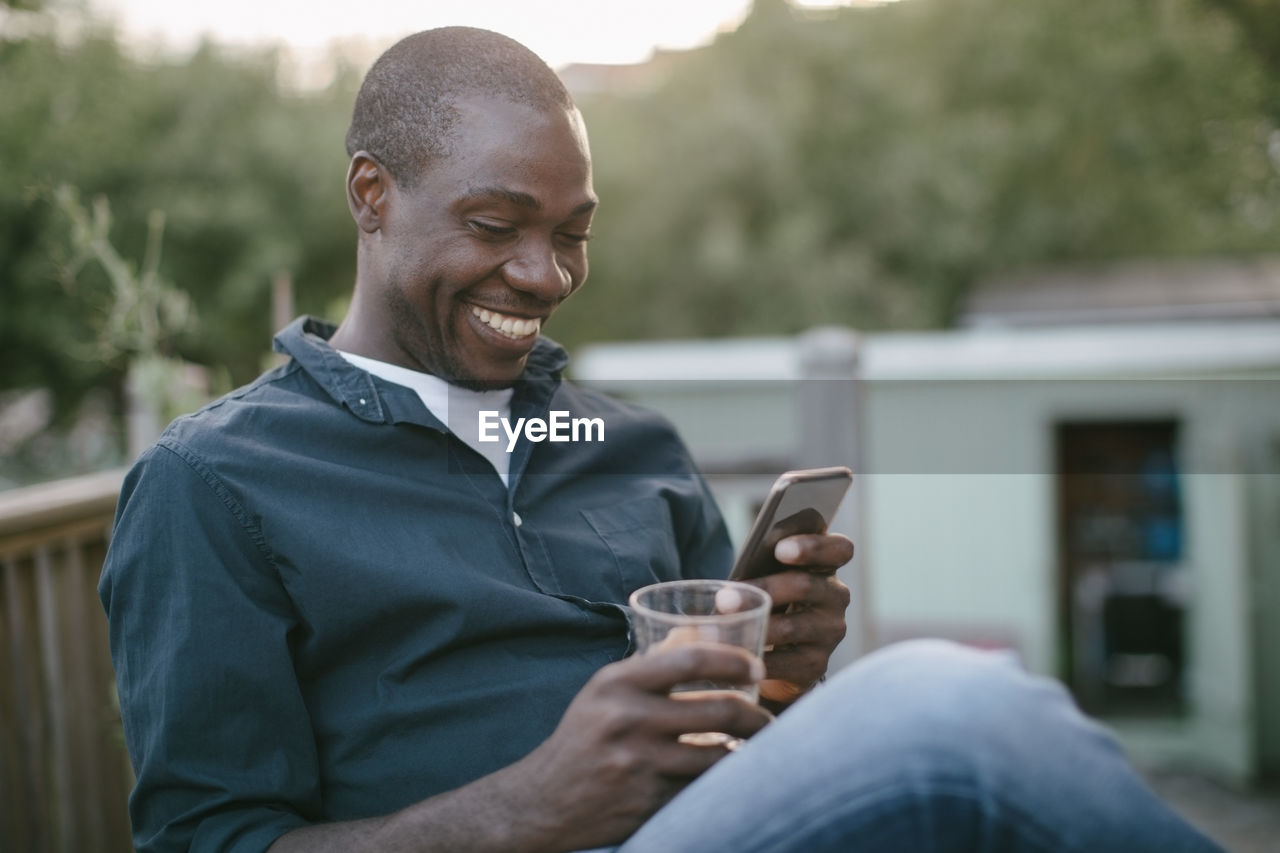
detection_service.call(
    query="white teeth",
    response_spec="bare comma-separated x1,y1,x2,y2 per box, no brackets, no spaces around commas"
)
471,305,540,340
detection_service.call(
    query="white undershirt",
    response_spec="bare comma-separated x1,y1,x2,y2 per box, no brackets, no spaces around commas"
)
337,351,515,487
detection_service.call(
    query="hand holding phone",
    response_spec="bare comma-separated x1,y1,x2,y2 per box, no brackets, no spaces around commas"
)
729,467,853,581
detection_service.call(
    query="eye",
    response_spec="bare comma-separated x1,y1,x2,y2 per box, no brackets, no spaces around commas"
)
558,230,594,246
469,220,516,239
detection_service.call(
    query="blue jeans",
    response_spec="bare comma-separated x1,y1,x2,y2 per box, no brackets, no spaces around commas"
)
606,639,1223,852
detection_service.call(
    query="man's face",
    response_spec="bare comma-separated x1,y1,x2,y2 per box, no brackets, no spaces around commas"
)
372,96,596,388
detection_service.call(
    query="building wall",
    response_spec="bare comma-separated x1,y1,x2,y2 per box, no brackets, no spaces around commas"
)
1247,468,1280,780
862,377,1269,781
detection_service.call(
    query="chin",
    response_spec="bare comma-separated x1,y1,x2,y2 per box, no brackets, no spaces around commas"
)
451,375,518,392
447,360,526,391
432,349,526,390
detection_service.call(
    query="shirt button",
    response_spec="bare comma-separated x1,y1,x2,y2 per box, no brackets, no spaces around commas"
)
512,511,523,527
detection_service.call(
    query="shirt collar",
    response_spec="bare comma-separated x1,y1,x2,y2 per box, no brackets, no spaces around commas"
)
272,316,570,425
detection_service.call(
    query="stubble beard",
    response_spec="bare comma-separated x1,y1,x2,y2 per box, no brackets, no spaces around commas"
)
384,286,521,392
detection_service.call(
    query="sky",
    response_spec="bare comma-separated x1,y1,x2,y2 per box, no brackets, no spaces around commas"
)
84,1,862,71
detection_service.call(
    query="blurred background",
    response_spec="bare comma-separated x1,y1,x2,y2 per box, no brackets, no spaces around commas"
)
1,0,1278,850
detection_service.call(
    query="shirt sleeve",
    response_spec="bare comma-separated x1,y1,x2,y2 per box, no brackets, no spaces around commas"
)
99,439,318,852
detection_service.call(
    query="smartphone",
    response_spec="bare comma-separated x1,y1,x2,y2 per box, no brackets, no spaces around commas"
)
729,467,853,580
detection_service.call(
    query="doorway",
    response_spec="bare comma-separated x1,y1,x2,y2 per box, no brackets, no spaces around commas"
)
1056,420,1186,716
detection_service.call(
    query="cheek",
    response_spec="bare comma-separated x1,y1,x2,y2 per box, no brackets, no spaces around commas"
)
432,239,507,286
566,253,589,293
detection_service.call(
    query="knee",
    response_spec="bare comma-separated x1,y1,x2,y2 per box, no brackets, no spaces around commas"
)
834,639,1039,708
721,642,1176,852
811,639,1088,767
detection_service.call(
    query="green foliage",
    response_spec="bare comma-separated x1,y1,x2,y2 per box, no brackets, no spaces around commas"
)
552,0,1279,349
51,185,192,363
1204,0,1280,119
50,185,220,427
2,0,1278,474
1,24,357,421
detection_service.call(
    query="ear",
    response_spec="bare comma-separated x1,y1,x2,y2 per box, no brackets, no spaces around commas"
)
347,152,390,234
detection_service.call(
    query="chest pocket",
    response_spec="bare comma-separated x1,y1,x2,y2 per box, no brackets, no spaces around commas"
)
580,496,683,601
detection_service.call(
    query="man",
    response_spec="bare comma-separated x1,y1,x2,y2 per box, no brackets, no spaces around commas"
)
100,27,1221,853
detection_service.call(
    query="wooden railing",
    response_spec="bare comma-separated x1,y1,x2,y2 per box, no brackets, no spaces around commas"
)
1,469,134,853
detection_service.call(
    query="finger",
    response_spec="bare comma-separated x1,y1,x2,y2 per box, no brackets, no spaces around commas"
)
651,740,729,778
763,640,833,681
657,690,772,740
765,603,847,649
611,643,765,695
754,571,850,610
774,533,854,570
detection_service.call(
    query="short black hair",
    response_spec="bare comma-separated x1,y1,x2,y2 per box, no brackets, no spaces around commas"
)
345,27,574,186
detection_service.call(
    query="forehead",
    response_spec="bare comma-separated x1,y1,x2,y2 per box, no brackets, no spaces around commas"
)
419,95,594,206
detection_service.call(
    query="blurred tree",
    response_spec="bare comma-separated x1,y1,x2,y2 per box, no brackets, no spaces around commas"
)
1,22,357,426
2,0,1278,483
1204,0,1280,116
554,0,1278,350
51,185,222,454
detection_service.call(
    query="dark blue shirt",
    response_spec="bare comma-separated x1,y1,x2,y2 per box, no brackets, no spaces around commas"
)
99,317,732,852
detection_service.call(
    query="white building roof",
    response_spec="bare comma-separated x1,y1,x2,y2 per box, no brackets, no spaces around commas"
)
573,321,1280,381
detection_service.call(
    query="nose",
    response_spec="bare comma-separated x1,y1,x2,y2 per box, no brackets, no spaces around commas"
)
502,239,573,301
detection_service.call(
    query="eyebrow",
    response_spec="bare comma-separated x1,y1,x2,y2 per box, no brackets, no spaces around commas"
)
461,186,597,216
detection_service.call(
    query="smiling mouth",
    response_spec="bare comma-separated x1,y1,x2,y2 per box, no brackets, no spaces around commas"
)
471,305,541,340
